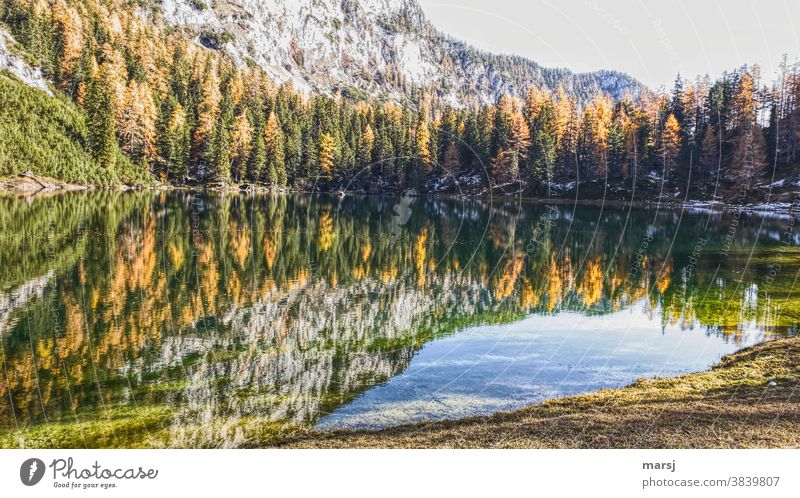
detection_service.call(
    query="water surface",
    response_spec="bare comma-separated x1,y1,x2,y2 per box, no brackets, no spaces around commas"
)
0,192,797,447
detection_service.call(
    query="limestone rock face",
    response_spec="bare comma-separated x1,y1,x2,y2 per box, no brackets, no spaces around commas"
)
158,0,641,106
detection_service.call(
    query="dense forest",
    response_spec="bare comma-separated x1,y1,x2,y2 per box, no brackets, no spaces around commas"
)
2,0,800,200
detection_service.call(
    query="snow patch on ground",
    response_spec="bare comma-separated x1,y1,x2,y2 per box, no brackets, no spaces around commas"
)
759,178,786,189
0,28,51,95
550,181,576,193
646,171,662,181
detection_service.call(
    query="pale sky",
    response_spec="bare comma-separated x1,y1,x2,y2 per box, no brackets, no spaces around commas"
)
417,0,800,90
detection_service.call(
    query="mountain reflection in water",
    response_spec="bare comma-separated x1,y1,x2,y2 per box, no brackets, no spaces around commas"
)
0,191,797,447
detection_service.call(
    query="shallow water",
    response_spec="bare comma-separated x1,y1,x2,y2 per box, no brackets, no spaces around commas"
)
0,191,797,447
317,303,766,429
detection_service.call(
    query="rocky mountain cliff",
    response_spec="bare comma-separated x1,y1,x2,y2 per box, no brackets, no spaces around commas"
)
158,0,641,105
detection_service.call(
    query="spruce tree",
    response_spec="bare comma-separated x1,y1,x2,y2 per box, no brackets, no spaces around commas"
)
247,115,266,184
207,116,231,184
698,126,719,186
731,124,767,188
606,120,626,180
155,95,176,181
530,100,557,194
85,71,117,170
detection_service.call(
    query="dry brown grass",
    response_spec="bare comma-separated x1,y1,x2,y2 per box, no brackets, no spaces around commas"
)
269,337,800,448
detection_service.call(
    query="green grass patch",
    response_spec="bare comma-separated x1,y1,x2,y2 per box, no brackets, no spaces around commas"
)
0,70,153,186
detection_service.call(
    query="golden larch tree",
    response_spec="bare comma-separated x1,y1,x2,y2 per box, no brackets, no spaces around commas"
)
119,80,157,163
318,132,337,178
658,113,682,179
230,112,253,181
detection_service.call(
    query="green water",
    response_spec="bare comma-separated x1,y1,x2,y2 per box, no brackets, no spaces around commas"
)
0,191,798,447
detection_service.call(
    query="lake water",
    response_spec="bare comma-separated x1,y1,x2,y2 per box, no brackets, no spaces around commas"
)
1,191,798,447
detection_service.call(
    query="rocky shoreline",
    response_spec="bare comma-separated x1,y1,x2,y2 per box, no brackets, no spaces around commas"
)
3,171,800,217
0,171,94,193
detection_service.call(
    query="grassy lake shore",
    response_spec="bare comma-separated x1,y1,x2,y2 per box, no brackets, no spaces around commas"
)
273,337,800,449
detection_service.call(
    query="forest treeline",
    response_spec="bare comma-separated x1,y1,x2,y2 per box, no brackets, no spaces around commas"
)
2,0,800,198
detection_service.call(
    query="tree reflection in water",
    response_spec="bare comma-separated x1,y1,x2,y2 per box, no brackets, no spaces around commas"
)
0,192,797,447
